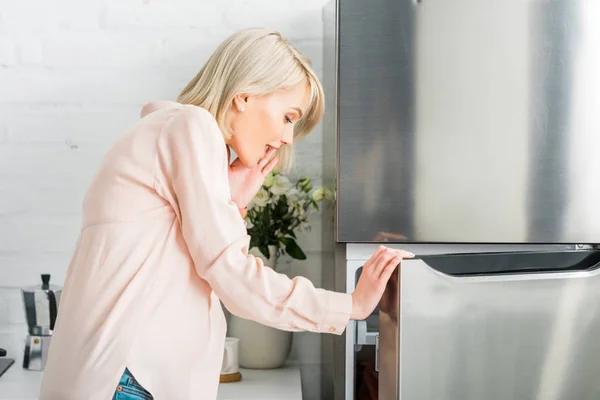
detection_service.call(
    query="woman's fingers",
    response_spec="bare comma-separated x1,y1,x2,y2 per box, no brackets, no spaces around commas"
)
363,246,415,282
262,156,279,175
351,248,414,321
379,254,403,280
363,245,388,271
380,250,414,279
371,249,396,275
369,248,414,279
258,147,277,169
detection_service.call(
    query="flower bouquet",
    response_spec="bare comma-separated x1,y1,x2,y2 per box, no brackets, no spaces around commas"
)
245,171,334,264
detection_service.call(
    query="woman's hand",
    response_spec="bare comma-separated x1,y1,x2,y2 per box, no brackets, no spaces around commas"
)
228,147,278,209
351,246,414,320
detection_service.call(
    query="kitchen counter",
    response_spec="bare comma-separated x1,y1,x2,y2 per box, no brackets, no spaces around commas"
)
0,319,302,399
0,362,302,400
0,295,303,400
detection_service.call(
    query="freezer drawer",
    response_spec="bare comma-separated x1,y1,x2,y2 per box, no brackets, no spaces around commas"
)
379,250,600,400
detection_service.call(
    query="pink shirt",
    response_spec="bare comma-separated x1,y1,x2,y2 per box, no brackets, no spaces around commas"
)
39,101,353,400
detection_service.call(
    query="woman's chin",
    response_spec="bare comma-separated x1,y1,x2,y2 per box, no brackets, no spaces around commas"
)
236,154,259,169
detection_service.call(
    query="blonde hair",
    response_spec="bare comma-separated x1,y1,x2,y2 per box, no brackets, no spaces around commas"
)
177,27,324,172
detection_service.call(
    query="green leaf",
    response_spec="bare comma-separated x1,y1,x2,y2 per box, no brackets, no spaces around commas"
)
280,237,306,260
249,235,258,249
258,245,270,259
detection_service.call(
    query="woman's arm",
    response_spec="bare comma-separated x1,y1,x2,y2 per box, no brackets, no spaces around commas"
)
154,106,352,334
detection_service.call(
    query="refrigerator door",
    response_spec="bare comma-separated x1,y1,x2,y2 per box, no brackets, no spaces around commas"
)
337,0,600,243
379,250,600,400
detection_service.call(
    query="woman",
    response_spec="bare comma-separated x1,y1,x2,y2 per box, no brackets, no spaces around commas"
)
39,27,413,400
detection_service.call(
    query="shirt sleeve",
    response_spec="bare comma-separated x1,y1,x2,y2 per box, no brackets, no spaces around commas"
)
153,105,352,335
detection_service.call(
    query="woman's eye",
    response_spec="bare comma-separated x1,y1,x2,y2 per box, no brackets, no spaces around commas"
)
285,116,293,124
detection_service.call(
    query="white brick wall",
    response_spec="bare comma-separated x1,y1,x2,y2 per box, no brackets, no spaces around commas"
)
0,1,331,398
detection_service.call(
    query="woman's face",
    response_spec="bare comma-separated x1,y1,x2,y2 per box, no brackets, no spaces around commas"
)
227,83,310,168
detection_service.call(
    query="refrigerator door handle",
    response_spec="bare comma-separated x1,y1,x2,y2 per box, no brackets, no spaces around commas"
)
375,334,380,372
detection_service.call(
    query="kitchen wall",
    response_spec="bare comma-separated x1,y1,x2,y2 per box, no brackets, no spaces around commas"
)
0,1,332,398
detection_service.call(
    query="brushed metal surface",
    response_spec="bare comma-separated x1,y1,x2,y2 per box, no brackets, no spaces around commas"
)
379,255,600,400
337,0,600,243
322,1,349,399
22,289,61,336
22,335,52,371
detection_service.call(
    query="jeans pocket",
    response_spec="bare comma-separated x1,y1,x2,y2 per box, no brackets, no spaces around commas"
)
115,385,153,400
119,386,154,400
113,374,154,400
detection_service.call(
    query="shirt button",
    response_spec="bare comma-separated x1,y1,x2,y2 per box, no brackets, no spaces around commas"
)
329,327,336,333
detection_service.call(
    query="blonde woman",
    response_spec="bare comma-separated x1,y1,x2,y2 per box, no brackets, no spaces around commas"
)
39,28,413,400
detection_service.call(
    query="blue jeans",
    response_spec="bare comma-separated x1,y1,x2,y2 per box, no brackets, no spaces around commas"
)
112,368,153,400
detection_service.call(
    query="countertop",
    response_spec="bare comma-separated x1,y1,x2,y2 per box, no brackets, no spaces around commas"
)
0,291,303,400
0,363,302,400
0,331,302,400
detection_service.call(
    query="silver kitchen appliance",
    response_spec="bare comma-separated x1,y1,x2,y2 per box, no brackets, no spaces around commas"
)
379,250,600,400
320,0,600,399
22,274,62,371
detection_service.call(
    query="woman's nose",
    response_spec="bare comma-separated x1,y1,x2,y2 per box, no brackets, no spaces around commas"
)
282,130,294,146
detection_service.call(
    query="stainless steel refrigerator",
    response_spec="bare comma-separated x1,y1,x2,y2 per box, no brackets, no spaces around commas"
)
321,0,600,399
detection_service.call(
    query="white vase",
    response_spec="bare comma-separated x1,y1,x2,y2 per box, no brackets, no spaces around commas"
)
248,245,278,268
227,245,294,369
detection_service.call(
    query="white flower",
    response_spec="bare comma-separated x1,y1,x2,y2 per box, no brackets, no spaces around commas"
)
323,188,335,201
286,188,303,204
263,173,274,188
270,194,281,205
311,188,325,202
310,187,334,202
299,221,310,232
292,202,305,219
270,174,291,196
274,174,291,187
250,188,269,209
270,186,286,196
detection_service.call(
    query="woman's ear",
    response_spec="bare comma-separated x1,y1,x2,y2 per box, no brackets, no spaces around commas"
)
232,94,248,112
